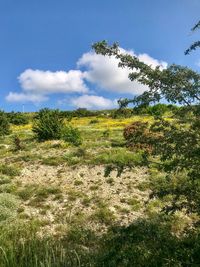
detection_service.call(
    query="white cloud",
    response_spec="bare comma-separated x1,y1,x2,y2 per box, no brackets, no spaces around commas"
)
78,49,167,95
71,95,116,109
5,47,167,105
19,69,88,94
6,92,48,103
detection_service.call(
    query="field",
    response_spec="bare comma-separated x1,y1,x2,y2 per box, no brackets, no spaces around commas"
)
0,112,198,266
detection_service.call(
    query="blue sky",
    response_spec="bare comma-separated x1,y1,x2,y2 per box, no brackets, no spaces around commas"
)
1,0,200,112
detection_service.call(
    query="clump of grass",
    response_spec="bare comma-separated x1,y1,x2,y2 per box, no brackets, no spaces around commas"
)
67,189,83,201
16,153,42,162
0,164,21,177
0,183,17,193
81,196,91,207
106,177,114,185
36,186,61,199
93,148,144,167
127,197,142,211
0,193,20,222
0,176,11,185
41,156,66,166
17,184,37,200
137,181,149,191
0,220,95,267
92,206,116,225
90,185,99,191
27,185,62,206
74,180,83,186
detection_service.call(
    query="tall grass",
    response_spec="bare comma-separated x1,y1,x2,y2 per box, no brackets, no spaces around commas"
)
0,221,95,267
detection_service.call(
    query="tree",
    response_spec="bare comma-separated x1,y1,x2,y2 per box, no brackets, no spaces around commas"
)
185,20,200,55
92,41,200,215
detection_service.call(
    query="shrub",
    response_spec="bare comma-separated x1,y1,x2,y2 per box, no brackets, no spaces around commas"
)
111,108,133,118
62,125,82,146
123,121,161,153
73,108,94,117
147,103,169,117
8,112,29,125
33,109,64,141
89,119,99,124
0,111,10,136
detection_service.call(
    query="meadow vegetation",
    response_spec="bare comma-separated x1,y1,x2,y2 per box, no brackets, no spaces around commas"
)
1,23,200,264
0,103,199,266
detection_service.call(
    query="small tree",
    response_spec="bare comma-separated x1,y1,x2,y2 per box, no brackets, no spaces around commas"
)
0,111,10,136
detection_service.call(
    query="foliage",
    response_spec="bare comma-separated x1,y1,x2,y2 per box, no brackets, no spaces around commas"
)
95,216,200,267
185,20,200,55
0,111,10,136
73,108,95,117
93,40,200,214
33,108,64,141
111,108,133,118
93,41,200,107
62,125,82,146
124,121,157,152
147,103,171,117
7,112,29,125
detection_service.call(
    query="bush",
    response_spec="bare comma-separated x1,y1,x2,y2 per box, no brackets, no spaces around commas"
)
124,122,151,152
62,126,82,146
111,108,133,118
33,109,64,141
147,104,169,117
0,111,10,136
8,112,29,125
123,121,163,153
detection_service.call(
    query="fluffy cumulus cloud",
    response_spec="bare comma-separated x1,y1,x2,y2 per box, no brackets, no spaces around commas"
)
78,49,167,95
6,69,88,104
71,95,116,109
18,69,88,94
5,47,167,106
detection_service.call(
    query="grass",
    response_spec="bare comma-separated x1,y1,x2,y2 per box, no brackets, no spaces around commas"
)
0,164,21,177
0,114,154,266
92,206,116,225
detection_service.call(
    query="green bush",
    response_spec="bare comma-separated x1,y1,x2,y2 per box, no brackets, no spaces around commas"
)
147,103,169,117
8,112,29,125
62,125,82,146
0,111,10,136
33,108,64,141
